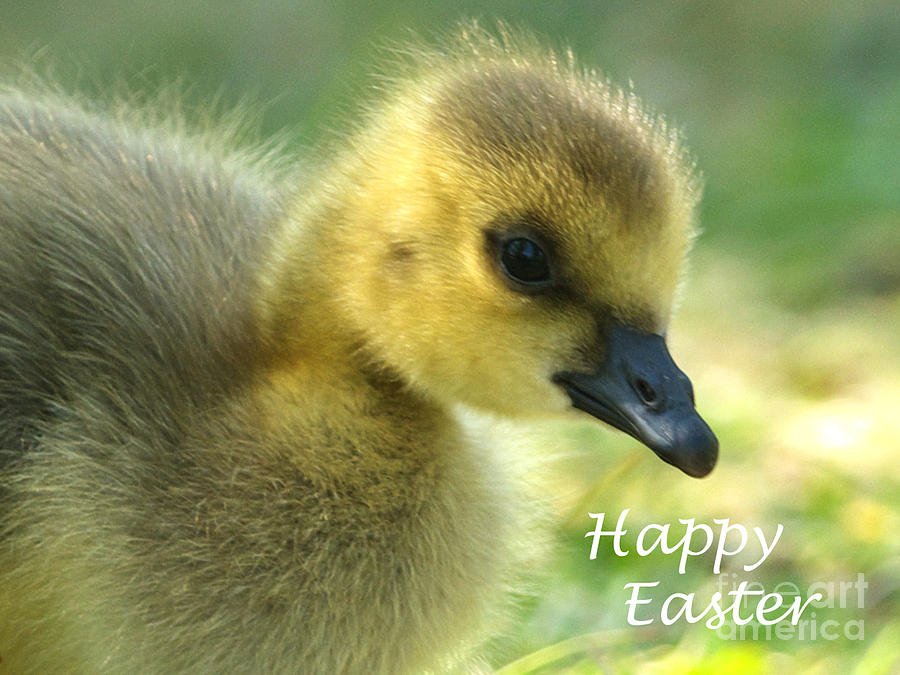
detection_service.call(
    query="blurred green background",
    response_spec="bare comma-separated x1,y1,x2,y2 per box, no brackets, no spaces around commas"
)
2,2,897,673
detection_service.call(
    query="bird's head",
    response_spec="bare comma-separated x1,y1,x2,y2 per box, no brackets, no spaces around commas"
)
315,30,717,477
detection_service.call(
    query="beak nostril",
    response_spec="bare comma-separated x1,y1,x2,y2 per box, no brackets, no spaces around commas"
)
635,378,657,405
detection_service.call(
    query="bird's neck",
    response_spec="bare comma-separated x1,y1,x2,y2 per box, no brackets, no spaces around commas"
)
251,197,454,465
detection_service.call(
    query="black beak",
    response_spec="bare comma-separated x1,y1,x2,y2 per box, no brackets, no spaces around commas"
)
554,322,718,477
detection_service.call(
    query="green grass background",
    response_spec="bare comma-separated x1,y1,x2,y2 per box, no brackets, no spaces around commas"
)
2,2,898,672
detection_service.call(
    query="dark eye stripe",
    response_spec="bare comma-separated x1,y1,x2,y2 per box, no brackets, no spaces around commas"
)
500,236,551,286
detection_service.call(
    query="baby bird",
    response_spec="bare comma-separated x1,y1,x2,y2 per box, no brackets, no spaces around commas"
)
0,29,717,674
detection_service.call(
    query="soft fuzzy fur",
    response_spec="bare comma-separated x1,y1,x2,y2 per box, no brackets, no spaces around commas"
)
0,28,701,673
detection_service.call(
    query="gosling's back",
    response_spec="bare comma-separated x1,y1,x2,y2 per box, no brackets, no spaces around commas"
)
0,91,274,458
0,93,286,670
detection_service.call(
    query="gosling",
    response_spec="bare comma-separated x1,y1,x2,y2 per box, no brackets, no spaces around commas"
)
0,30,717,674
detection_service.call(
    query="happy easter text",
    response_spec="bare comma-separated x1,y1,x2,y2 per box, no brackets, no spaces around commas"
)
587,509,823,629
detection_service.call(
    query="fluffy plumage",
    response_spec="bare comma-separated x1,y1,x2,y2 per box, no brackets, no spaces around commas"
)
0,28,712,673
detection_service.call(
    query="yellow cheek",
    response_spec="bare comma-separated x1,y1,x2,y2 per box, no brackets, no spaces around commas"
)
424,306,584,414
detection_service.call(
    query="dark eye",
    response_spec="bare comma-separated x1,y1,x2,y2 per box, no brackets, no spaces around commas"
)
500,237,552,286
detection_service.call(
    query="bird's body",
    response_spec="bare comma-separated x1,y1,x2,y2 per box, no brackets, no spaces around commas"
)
0,30,717,673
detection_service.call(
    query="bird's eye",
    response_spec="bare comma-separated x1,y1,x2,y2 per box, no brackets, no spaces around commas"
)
500,237,552,286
